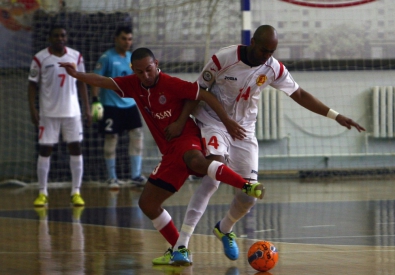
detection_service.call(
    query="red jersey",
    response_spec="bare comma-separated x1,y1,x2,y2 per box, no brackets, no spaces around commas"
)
112,71,201,154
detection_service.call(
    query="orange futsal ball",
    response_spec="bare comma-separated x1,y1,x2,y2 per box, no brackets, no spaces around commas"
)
247,240,279,272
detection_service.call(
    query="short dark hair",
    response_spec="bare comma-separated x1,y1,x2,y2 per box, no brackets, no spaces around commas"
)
115,26,132,37
131,48,155,63
48,25,66,36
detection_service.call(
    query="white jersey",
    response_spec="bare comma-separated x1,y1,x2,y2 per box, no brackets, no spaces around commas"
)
194,45,299,136
28,46,85,117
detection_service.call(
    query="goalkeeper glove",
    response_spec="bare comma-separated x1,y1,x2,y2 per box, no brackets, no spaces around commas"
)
91,96,103,122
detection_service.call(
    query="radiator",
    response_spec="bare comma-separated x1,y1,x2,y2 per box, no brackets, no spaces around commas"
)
372,86,395,138
256,87,283,140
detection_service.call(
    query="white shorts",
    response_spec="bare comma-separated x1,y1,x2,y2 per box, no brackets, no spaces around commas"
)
38,116,83,145
198,121,259,180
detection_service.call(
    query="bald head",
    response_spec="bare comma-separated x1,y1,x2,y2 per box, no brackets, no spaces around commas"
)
246,25,278,66
253,25,277,43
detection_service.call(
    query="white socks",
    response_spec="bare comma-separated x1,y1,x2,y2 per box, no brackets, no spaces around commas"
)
37,156,50,196
219,189,257,233
70,155,83,195
152,209,171,230
175,176,220,249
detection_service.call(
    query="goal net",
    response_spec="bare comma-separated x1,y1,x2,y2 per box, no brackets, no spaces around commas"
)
1,0,394,184
0,0,241,184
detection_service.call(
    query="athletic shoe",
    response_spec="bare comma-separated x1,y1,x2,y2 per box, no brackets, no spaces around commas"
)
117,179,128,185
107,178,120,190
213,221,239,260
33,194,48,207
130,175,147,187
242,182,265,199
71,193,85,207
152,248,173,265
170,247,192,266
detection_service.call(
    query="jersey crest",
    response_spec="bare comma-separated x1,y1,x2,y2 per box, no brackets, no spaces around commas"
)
159,95,167,104
256,75,267,86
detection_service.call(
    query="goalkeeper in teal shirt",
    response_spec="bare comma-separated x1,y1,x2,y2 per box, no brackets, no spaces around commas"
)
91,26,145,189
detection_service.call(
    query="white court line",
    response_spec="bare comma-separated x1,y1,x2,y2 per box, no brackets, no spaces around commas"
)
302,225,336,228
254,229,275,233
270,234,395,240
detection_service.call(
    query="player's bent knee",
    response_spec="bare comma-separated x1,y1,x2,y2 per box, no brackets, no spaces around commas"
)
138,197,161,218
184,151,208,174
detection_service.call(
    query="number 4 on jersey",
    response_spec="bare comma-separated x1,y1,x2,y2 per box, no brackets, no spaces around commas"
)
204,136,219,150
236,87,251,102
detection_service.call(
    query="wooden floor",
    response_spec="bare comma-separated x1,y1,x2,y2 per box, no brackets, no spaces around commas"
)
0,178,394,275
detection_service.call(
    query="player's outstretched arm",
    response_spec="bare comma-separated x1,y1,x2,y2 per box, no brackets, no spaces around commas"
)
198,88,247,140
59,62,117,91
290,87,366,132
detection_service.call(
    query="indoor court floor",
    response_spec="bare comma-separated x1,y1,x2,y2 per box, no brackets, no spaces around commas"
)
0,177,394,275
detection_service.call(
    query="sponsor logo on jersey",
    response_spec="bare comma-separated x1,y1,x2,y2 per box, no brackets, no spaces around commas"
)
95,62,102,70
256,74,267,86
152,109,172,120
113,61,121,65
29,68,38,77
203,70,213,82
224,76,237,81
279,0,376,8
159,95,167,104
45,64,54,69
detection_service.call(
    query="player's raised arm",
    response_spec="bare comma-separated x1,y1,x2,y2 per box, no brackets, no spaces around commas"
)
197,88,246,140
59,62,117,91
290,87,366,132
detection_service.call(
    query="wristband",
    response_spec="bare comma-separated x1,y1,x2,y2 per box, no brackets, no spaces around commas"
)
327,109,339,120
92,96,99,103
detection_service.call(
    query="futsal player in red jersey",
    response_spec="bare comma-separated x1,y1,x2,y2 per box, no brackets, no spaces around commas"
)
59,47,264,265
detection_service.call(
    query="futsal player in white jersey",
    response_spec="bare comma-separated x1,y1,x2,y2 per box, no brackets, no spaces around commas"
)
158,25,365,265
28,25,91,208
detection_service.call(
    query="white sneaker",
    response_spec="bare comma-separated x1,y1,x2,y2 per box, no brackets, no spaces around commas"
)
107,178,120,189
130,175,147,187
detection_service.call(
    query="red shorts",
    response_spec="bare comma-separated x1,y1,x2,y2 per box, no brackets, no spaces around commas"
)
148,135,204,192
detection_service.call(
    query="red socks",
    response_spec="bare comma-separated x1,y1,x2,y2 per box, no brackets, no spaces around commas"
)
215,164,246,189
159,220,179,247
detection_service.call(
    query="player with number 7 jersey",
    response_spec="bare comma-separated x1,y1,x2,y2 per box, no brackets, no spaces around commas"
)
28,26,91,209
29,46,85,117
